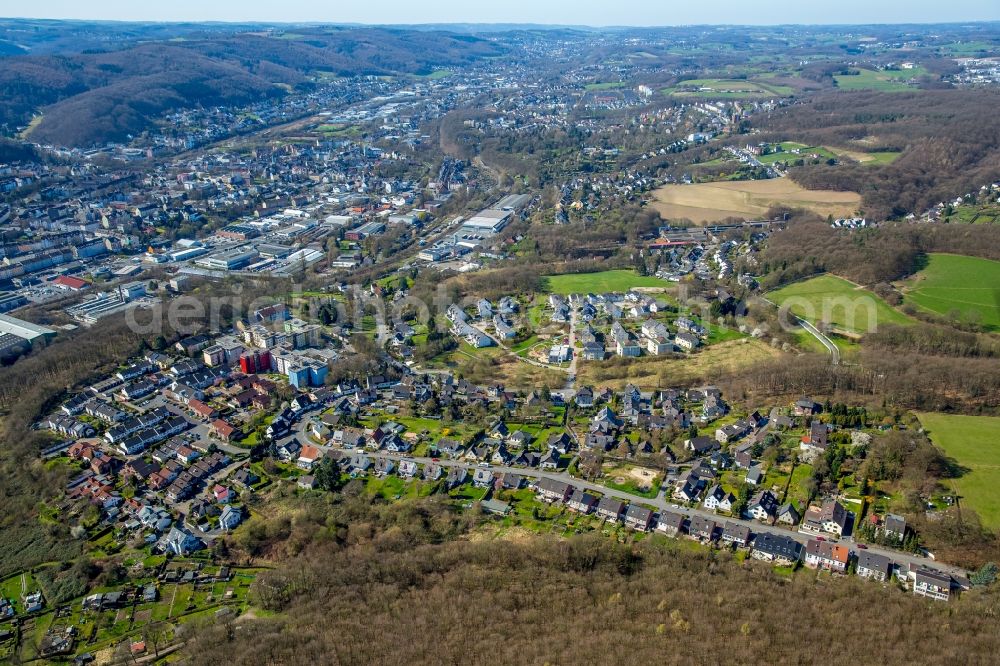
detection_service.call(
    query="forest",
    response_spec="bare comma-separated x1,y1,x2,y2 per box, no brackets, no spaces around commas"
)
759,90,1000,220
757,216,1000,288
0,28,506,147
176,492,1000,666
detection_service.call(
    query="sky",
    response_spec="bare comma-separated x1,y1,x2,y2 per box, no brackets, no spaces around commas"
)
7,1,1000,26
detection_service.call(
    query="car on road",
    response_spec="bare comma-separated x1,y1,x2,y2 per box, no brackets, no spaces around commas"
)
857,544,867,550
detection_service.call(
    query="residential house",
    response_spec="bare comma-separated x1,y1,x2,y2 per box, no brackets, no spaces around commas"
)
857,551,893,582
473,468,494,488
702,484,735,513
745,465,764,486
621,504,652,531
275,438,303,462
721,522,751,548
445,467,468,489
733,442,755,469
596,497,626,523
793,398,820,416
913,567,952,601
210,419,238,442
688,515,718,541
684,436,719,456
799,421,830,460
748,490,779,522
655,511,686,537
776,503,801,526
801,500,850,537
566,489,599,514
398,459,420,478
433,438,463,458
804,539,850,572
675,332,700,351
496,473,524,490
348,453,372,475
751,533,802,565
218,505,243,532
160,526,202,556
373,458,395,477
536,478,573,503
883,514,907,542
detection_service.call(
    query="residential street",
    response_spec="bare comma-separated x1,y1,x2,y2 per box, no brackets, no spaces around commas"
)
320,447,962,577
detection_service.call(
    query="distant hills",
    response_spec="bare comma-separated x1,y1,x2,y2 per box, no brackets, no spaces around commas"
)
0,26,505,148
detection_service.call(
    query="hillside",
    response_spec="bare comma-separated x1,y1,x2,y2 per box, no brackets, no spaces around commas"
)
0,28,506,147
178,500,1000,666
758,90,1000,219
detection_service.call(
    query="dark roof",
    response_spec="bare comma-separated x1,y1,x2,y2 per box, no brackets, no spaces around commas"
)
597,496,626,514
753,532,802,560
625,504,653,522
857,550,892,574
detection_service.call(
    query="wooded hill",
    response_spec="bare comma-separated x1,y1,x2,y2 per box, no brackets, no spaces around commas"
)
0,28,505,147
758,90,1000,220
180,494,1000,666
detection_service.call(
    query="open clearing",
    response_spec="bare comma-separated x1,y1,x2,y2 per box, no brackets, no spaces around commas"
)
577,339,781,389
651,178,861,224
900,253,1000,330
544,270,667,294
769,274,911,335
825,146,902,165
833,68,920,92
917,412,1000,529
664,78,793,98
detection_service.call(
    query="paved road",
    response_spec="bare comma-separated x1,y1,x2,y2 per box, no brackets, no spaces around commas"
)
797,317,841,365
761,296,840,365
329,447,963,577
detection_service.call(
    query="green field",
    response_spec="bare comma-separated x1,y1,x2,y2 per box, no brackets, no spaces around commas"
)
902,253,1000,330
770,274,912,334
544,270,667,295
862,151,903,165
664,78,793,98
940,204,1000,225
423,69,453,80
585,81,628,91
918,412,1000,529
834,68,916,92
757,143,838,164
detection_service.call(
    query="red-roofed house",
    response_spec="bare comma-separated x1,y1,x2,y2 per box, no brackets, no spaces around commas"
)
188,399,217,420
297,444,323,471
210,419,238,442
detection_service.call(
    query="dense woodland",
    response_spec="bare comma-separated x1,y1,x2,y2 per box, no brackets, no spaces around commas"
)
761,90,1000,219
0,28,505,146
758,216,1000,288
177,494,1000,666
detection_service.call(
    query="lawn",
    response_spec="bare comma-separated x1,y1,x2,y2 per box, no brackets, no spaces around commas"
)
769,274,912,335
833,69,916,92
585,81,627,91
757,144,837,165
900,253,1000,330
423,69,453,79
544,270,667,295
917,412,1000,529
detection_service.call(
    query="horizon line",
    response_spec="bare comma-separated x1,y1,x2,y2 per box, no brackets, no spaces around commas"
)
2,16,999,29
